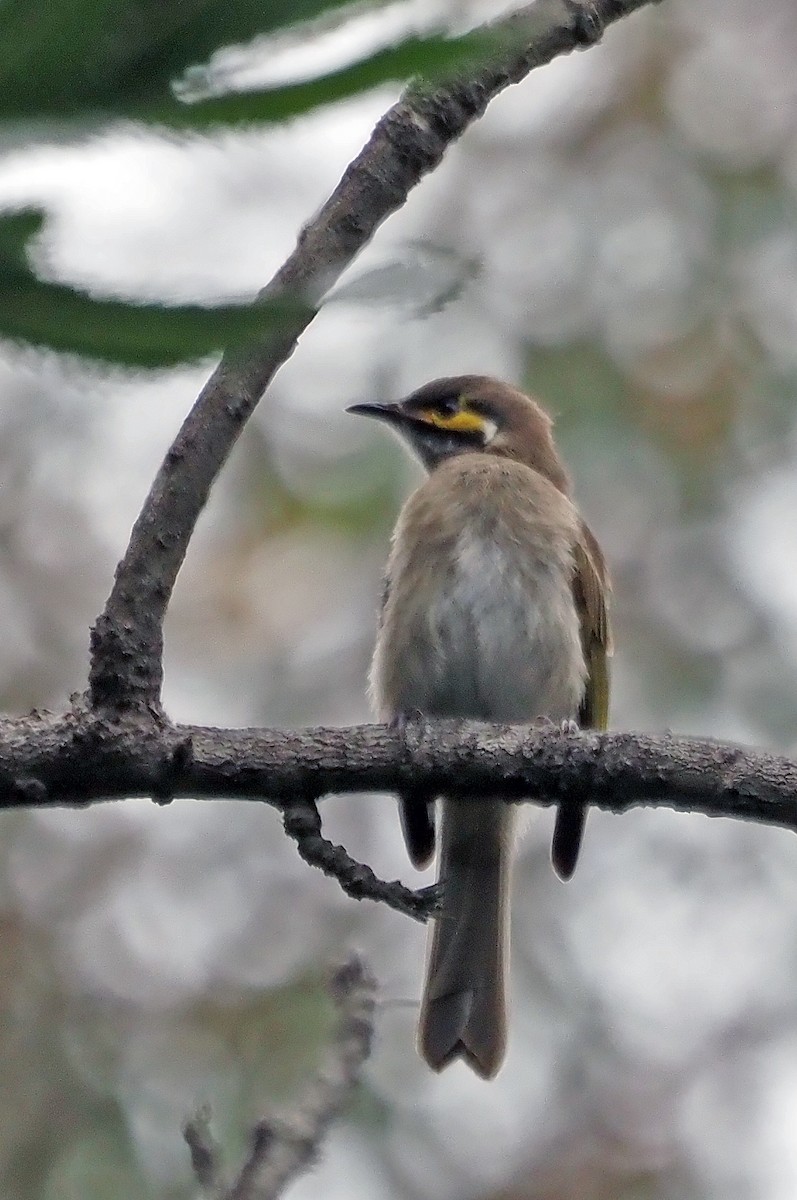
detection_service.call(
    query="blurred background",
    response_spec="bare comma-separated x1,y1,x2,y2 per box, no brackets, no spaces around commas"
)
1,0,797,1196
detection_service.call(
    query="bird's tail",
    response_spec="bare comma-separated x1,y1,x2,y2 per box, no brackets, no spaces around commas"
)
551,801,587,880
418,797,513,1079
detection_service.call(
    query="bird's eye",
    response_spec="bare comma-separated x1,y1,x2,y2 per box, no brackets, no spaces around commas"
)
436,397,460,417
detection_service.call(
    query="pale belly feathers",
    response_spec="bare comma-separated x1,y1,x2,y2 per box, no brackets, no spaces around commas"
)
423,528,584,720
373,494,587,723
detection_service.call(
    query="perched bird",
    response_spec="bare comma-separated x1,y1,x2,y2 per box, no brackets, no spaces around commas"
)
348,376,610,1079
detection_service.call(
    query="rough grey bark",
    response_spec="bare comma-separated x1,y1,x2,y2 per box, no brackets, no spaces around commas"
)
6,706,796,919
2,710,795,831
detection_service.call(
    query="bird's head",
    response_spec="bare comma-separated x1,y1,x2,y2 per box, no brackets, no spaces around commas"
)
347,375,569,492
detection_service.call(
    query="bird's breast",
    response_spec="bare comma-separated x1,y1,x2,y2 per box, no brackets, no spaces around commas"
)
372,462,587,722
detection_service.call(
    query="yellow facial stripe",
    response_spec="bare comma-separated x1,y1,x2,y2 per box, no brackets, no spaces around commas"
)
419,407,486,434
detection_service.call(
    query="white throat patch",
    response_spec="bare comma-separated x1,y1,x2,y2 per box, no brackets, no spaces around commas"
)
481,418,498,444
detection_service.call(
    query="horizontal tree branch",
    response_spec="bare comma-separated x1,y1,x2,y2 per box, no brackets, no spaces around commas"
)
88,0,660,714
1,710,795,832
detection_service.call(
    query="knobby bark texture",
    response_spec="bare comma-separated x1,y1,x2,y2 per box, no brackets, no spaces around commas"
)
87,0,661,714
3,707,796,920
2,710,796,828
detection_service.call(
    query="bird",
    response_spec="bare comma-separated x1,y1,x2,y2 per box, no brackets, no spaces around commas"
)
347,375,610,1080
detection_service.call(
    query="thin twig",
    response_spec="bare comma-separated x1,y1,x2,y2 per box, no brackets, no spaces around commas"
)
282,794,438,921
183,1105,226,1197
87,0,660,714
222,955,376,1200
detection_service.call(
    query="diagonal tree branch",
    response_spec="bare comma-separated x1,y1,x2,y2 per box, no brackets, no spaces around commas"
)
87,0,661,714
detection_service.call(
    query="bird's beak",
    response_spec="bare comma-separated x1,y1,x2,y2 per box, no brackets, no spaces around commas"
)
346,402,406,427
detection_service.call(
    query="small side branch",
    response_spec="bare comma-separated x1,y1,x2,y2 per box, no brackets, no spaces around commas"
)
282,795,438,921
183,955,376,1200
183,1106,225,1197
227,955,375,1200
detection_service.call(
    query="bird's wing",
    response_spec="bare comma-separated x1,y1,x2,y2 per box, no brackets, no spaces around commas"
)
573,521,612,731
379,573,436,869
377,572,390,632
551,521,611,879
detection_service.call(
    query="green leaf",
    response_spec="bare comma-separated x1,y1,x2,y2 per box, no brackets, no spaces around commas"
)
0,7,519,365
0,210,314,367
0,0,358,120
154,27,516,129
0,0,517,130
0,209,45,267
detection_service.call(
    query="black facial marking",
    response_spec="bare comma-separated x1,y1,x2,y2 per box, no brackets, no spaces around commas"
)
404,380,461,414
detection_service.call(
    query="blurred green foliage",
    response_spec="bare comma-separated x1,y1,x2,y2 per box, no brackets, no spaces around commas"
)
0,211,315,366
0,0,509,366
0,0,355,119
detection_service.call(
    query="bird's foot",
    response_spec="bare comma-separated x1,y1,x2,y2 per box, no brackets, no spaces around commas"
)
529,716,581,738
389,709,430,753
389,708,425,735
416,881,445,916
